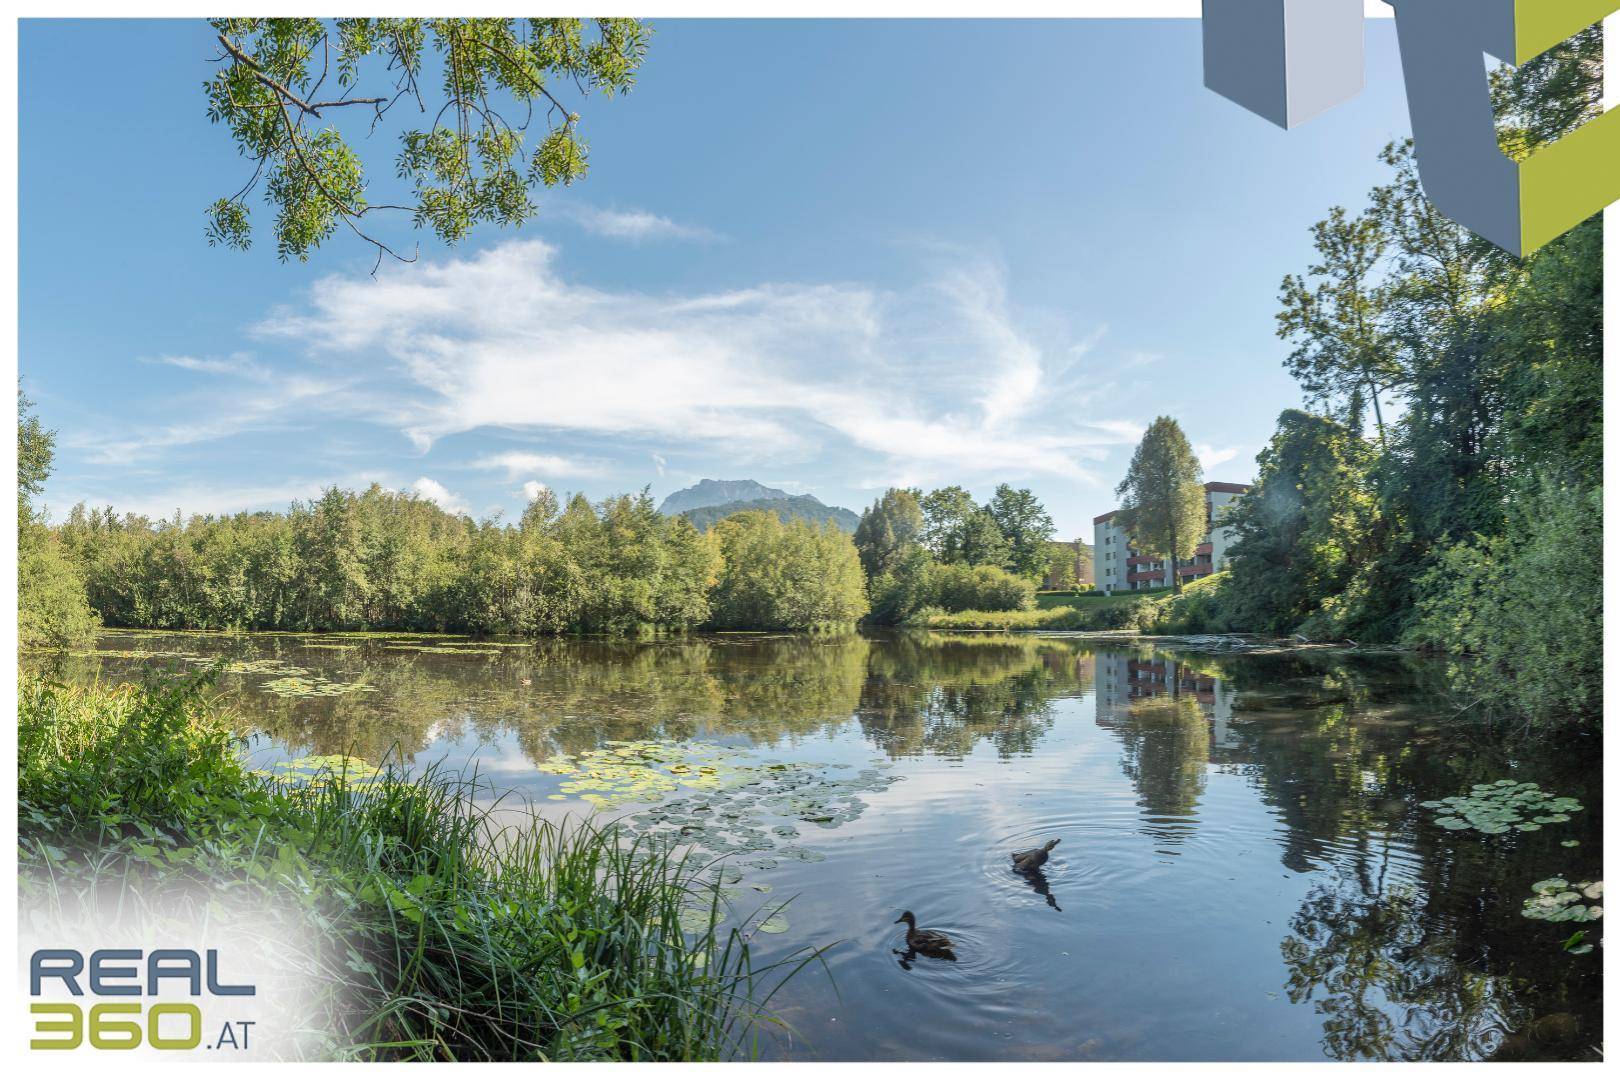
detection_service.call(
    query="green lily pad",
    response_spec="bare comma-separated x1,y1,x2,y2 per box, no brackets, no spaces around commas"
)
755,914,790,934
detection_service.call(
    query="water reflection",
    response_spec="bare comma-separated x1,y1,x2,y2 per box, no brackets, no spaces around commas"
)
39,631,1601,1062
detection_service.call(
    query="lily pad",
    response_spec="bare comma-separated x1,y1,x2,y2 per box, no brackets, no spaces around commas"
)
755,914,790,934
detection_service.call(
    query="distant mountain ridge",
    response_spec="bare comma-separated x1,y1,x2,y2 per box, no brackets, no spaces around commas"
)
656,479,790,516
679,495,861,533
657,479,860,533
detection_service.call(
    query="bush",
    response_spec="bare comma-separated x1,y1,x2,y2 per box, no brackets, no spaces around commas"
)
18,526,99,650
932,563,1036,614
1406,481,1601,726
19,673,808,1060
1140,573,1237,635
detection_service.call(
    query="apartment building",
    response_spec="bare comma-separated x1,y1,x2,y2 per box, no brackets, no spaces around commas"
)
1093,482,1249,595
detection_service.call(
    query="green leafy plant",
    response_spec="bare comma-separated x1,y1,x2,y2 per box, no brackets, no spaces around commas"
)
1419,780,1582,834
205,18,650,265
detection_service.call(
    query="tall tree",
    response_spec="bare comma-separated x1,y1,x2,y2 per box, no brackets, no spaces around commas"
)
853,488,924,578
919,485,978,564
1114,417,1205,595
1276,207,1400,445
987,484,1055,580
205,18,650,266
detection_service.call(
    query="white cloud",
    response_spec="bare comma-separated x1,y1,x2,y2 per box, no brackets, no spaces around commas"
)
1196,443,1240,471
560,205,719,243
256,239,1142,486
410,477,469,515
144,352,266,378
472,450,605,479
651,453,667,477
520,480,550,502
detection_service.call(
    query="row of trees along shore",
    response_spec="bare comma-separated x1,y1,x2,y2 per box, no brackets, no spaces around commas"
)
19,401,1076,639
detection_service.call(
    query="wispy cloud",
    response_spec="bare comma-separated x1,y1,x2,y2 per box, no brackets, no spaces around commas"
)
257,239,1142,486
144,352,266,378
471,450,606,479
559,204,720,243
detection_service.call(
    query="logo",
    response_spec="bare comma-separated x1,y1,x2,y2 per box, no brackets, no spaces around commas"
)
28,948,257,1052
1203,0,1620,256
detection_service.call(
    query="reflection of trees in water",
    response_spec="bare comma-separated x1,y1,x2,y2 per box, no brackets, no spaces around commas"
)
855,633,1093,758
1207,650,1604,1063
1281,880,1521,1062
74,631,1096,765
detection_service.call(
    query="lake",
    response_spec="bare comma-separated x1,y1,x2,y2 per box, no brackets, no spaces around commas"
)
46,629,1603,1062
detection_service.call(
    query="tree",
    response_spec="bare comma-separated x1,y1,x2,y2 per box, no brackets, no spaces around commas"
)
919,486,978,564
1044,541,1081,591
852,488,924,578
205,18,650,266
1114,417,1205,595
1220,410,1380,636
1276,207,1401,445
17,392,98,648
987,484,1055,580
709,512,868,630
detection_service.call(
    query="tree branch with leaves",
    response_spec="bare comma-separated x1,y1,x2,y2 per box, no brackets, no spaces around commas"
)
204,17,650,268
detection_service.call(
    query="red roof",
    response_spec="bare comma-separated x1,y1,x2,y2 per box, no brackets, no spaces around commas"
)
1093,510,1117,524
1204,482,1250,494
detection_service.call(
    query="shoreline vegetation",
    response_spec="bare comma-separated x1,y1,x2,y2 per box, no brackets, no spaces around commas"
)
19,671,814,1061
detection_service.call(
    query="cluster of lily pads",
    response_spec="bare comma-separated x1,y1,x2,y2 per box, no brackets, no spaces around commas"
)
255,753,383,787
1420,780,1582,834
624,756,899,867
535,738,902,941
1522,878,1602,936
261,674,377,698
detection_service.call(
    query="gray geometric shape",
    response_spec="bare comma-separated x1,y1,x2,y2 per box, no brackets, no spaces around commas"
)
1389,0,1521,253
1203,0,1366,129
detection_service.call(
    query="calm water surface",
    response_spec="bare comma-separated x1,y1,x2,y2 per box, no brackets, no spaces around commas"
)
52,630,1603,1062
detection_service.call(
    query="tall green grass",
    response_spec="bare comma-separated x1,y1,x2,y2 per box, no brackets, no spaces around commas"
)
18,672,816,1061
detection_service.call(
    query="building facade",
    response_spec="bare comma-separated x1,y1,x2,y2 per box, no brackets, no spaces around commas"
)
1093,482,1249,595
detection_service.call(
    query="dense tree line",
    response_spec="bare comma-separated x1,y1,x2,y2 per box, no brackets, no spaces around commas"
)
47,486,867,635
854,483,1058,624
1195,30,1603,726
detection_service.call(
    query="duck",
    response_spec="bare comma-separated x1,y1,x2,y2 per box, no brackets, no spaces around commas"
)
893,911,956,958
1011,838,1061,873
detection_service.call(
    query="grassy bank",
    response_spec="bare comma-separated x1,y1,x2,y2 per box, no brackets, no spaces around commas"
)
18,673,805,1061
927,591,1157,632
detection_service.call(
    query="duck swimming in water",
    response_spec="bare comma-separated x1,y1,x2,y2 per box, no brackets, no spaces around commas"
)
1011,838,1061,873
893,911,956,959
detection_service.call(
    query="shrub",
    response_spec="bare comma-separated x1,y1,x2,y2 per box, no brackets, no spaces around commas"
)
18,527,99,650
932,564,1036,614
1406,481,1601,726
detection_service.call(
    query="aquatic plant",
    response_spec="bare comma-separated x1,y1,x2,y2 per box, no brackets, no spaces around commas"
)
1522,879,1603,939
1420,780,1582,834
262,674,378,698
18,673,816,1061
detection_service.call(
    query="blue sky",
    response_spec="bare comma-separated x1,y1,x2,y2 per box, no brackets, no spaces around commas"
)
20,18,1414,537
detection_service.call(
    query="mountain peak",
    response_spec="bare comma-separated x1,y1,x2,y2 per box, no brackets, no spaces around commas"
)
657,478,798,516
